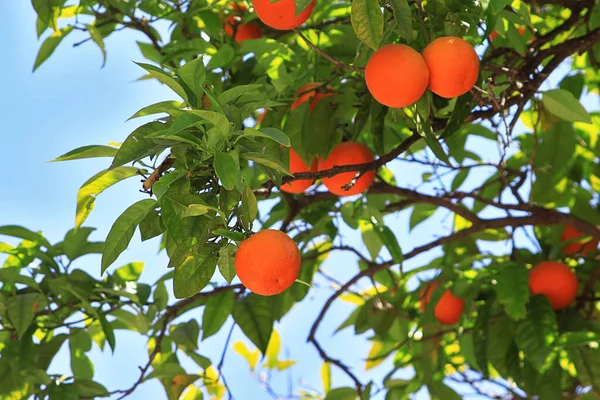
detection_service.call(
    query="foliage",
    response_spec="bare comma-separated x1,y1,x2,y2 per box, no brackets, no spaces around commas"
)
1,0,600,398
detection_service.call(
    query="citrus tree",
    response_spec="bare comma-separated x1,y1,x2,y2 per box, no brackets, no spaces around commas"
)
2,0,600,398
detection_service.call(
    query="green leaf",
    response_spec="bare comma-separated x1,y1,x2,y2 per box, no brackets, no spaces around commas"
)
101,199,157,274
135,62,189,102
97,312,115,353
218,84,262,105
76,167,140,228
351,0,383,50
233,294,274,354
139,209,164,241
62,227,96,260
171,320,200,351
240,186,258,229
7,293,43,339
409,204,437,231
542,89,592,124
207,44,235,70
241,152,292,176
87,25,106,67
70,331,93,380
515,295,558,373
0,225,52,249
325,387,358,400
202,291,234,339
373,223,403,263
154,280,169,310
535,122,576,176
187,110,230,136
137,41,163,64
242,128,290,147
173,244,218,299
559,332,600,348
214,152,239,191
294,0,313,14
359,220,382,260
489,0,512,14
428,382,461,400
415,113,450,165
179,57,206,99
73,380,110,397
128,101,183,120
473,299,492,377
451,169,469,191
217,244,237,284
113,261,144,282
51,145,118,162
390,0,412,41
111,121,167,168
495,263,529,320
33,26,74,71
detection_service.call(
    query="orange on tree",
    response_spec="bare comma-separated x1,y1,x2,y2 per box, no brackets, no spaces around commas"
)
234,229,301,296
365,44,429,108
281,148,318,194
252,0,315,30
422,36,480,98
560,225,599,256
488,26,527,41
529,261,578,310
224,2,262,42
291,83,336,112
318,142,375,197
420,281,465,325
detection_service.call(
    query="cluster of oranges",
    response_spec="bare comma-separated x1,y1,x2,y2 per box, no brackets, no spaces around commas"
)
421,225,596,325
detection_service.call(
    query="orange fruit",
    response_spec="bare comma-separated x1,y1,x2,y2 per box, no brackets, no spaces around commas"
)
318,142,375,197
365,44,429,108
252,0,315,30
560,225,599,256
420,281,465,325
281,148,318,194
488,26,526,42
422,36,480,98
235,230,301,296
419,281,439,312
224,3,262,42
291,83,336,112
529,261,578,310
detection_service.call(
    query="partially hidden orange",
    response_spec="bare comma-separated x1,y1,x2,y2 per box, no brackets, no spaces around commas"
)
318,142,375,197
224,2,262,42
422,36,480,98
420,281,465,325
281,148,318,194
560,225,599,256
529,261,578,310
235,229,301,296
291,83,336,112
252,0,315,30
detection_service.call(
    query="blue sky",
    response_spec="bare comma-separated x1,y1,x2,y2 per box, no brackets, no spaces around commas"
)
1,2,598,399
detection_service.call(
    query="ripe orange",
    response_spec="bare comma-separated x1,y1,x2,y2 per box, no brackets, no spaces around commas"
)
281,148,318,194
235,229,301,296
318,142,375,197
529,261,578,310
488,26,526,42
224,3,262,42
419,281,439,312
252,0,315,30
291,83,335,112
365,44,429,108
420,281,465,325
560,225,599,256
422,36,480,98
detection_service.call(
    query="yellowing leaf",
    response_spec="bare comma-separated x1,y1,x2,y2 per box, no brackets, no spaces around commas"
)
321,362,331,394
264,329,281,369
233,341,259,370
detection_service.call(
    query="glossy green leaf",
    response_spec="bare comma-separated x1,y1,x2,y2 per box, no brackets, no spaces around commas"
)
351,0,383,50
76,167,140,228
33,26,74,71
50,145,118,162
241,152,292,176
111,121,167,168
542,89,592,124
233,294,274,354
202,290,234,339
390,0,412,41
217,244,237,284
135,62,189,102
325,387,358,400
179,57,206,99
7,293,44,339
128,101,183,120
240,186,258,229
214,152,239,191
242,127,290,147
173,244,218,299
101,199,157,274
495,263,529,320
0,225,52,249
